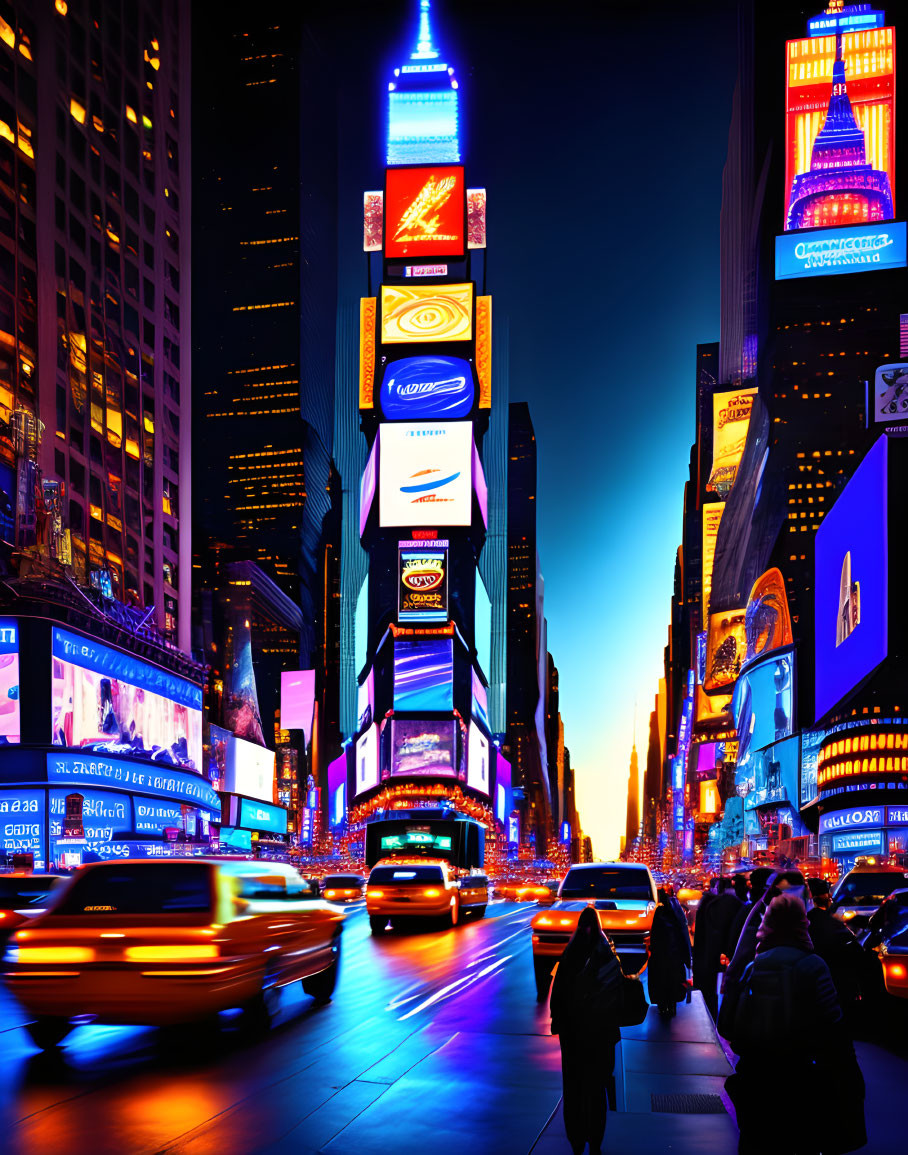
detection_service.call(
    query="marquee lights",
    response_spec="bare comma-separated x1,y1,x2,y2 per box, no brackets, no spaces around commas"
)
818,729,908,787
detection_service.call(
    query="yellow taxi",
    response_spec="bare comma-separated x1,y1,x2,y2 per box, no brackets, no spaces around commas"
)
366,859,488,933
496,879,556,902
322,874,366,903
832,861,908,929
530,862,658,1000
2,858,344,1048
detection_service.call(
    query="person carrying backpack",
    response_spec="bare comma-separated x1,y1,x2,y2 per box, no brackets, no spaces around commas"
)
550,906,624,1155
719,894,866,1155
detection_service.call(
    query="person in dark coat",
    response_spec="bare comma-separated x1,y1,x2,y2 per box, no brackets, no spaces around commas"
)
648,887,691,1016
694,877,742,1019
806,878,863,1027
720,894,866,1155
550,906,622,1155
726,866,773,962
723,869,809,994
691,878,719,998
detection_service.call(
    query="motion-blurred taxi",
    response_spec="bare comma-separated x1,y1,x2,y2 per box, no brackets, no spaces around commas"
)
2,858,344,1049
862,887,908,999
366,859,488,933
322,874,366,903
496,880,553,902
531,862,658,999
0,875,66,944
832,862,908,930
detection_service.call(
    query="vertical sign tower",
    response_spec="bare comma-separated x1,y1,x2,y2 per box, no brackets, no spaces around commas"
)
349,0,506,841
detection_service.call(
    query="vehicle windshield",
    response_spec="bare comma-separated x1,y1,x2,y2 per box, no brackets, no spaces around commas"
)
833,872,908,906
560,867,654,902
369,865,444,885
54,863,212,915
324,875,363,888
0,877,62,910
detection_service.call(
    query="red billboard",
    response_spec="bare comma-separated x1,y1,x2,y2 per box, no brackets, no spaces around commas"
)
385,166,465,259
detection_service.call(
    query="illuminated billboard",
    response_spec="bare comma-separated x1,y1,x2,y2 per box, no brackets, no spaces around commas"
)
385,165,464,259
237,797,287,835
708,389,756,497
467,189,487,249
224,735,275,804
50,789,130,843
701,504,724,619
744,569,793,665
280,670,315,741
873,363,908,422
363,191,383,252
327,753,347,829
379,421,472,527
360,435,378,537
471,669,489,730
390,719,457,777
51,627,202,771
784,27,895,232
380,355,474,421
475,574,492,681
704,608,746,693
355,723,380,796
472,440,488,527
776,221,906,279
47,752,220,812
399,544,448,622
381,283,473,344
393,638,453,712
359,297,377,407
815,435,888,721
357,669,374,731
467,722,490,796
732,648,794,764
475,295,492,408
744,735,800,812
0,617,20,744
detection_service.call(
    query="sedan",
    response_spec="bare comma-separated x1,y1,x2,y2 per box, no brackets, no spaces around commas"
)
0,874,66,944
2,858,343,1049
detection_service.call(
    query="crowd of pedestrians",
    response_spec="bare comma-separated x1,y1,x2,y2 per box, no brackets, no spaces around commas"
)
551,869,871,1154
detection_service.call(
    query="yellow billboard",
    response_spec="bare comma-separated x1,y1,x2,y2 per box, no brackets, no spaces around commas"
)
381,283,473,344
708,388,756,497
359,297,377,408
701,503,724,618
704,608,747,693
476,295,492,408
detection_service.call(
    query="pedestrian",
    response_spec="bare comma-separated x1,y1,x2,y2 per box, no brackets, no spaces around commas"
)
694,876,742,1019
648,886,691,1017
550,906,622,1155
724,869,809,993
726,866,773,961
806,877,863,1028
691,877,719,998
719,894,866,1155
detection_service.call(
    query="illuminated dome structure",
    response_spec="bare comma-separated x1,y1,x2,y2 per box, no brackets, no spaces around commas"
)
786,33,894,230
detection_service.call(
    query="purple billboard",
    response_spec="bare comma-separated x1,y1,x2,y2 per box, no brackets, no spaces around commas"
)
390,719,457,778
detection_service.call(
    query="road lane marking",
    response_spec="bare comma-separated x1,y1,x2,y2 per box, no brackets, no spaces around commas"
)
397,955,513,1021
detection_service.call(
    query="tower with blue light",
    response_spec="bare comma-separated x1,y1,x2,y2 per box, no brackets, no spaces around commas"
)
387,0,460,166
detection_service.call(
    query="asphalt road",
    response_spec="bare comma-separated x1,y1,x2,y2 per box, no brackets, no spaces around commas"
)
0,901,562,1155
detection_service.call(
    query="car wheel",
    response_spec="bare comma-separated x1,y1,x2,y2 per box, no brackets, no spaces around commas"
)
25,1016,71,1050
534,957,553,1002
302,935,341,1004
370,916,387,935
243,963,281,1031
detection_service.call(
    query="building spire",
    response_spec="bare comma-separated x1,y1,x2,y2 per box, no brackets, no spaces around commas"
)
412,0,439,61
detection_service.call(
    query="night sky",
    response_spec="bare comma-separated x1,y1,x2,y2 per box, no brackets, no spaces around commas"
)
330,0,739,855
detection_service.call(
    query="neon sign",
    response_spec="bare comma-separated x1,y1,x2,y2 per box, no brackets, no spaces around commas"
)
46,753,220,812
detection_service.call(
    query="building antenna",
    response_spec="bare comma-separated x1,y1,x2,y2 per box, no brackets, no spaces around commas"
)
632,698,637,750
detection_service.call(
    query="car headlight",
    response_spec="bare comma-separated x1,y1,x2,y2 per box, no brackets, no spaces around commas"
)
3,944,18,964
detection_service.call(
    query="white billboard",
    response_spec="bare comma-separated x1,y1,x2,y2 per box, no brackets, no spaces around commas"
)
355,723,380,797
379,421,473,528
467,722,490,797
224,735,275,803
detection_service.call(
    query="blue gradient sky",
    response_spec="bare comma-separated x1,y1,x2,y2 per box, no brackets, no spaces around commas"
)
340,0,739,856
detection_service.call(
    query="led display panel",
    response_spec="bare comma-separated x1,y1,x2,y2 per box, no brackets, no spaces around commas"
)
732,649,794,765
387,86,460,168
357,669,375,731
472,440,488,527
220,826,253,851
355,724,379,796
381,283,473,344
701,504,724,618
800,727,824,807
363,192,383,252
360,435,378,537
776,221,906,279
873,363,908,422
708,389,756,497
475,574,492,682
393,639,453,712
471,669,489,730
359,298,377,407
208,723,230,786
744,568,794,665
704,608,746,693
327,753,347,828
224,736,275,804
134,799,185,834
390,719,457,778
784,27,895,232
46,752,221,812
280,670,315,741
238,798,288,835
475,295,492,408
379,421,472,527
0,790,44,868
467,189,487,249
385,165,464,259
380,355,474,421
467,722,490,796
0,617,20,744
51,627,203,770
399,544,448,622
815,435,888,721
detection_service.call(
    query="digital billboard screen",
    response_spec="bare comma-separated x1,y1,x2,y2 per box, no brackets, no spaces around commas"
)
815,435,888,721
0,617,20,744
380,355,474,421
46,752,221,812
744,568,793,664
0,790,44,868
784,27,895,233
873,363,908,423
280,670,315,740
238,797,288,835
360,435,378,537
51,627,202,770
708,389,756,498
701,504,724,618
50,789,131,843
219,826,253,851
744,735,800,811
393,639,454,712
327,753,347,829
471,668,489,730
399,544,448,622
776,221,906,279
355,724,379,796
379,421,473,527
475,574,492,682
357,669,374,731
472,440,488,527
224,735,275,804
390,719,457,778
381,283,473,344
732,649,794,762
704,608,747,693
467,722,489,796
384,165,465,259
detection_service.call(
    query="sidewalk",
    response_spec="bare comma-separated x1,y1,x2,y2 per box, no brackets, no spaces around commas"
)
531,991,740,1155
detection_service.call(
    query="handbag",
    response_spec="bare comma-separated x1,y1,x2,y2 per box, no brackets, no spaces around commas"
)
617,973,648,1026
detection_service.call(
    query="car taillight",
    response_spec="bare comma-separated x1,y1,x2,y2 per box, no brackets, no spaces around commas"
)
16,947,95,964
368,889,384,899
889,962,907,979
124,945,219,962
558,918,572,927
324,890,337,899
423,888,441,898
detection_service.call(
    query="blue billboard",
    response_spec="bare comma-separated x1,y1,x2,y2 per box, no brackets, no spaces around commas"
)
0,789,44,868
776,221,906,280
832,829,885,855
380,356,474,421
46,753,221,813
815,436,888,721
393,639,454,712
238,797,288,835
